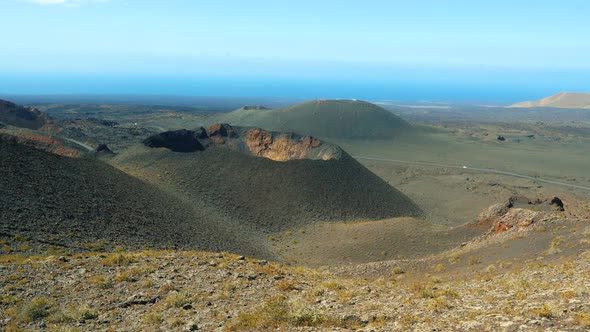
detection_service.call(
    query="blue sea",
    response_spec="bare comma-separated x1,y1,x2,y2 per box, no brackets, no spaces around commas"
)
1,71,588,105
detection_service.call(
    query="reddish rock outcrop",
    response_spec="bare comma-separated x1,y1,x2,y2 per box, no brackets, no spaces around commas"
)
143,124,342,162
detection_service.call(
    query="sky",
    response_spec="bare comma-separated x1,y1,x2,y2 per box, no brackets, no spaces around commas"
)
1,0,589,101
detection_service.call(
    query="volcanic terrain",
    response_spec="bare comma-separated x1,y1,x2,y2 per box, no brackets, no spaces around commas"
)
218,99,414,140
114,124,422,233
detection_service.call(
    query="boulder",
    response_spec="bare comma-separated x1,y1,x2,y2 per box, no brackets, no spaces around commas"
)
95,144,115,157
550,197,565,211
206,123,237,138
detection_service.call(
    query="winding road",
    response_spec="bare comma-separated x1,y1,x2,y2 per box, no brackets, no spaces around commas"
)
61,137,94,152
353,156,590,192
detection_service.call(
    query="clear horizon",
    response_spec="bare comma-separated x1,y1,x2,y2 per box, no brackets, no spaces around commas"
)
1,0,589,101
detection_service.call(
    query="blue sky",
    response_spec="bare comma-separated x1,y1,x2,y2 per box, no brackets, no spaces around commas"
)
1,0,589,101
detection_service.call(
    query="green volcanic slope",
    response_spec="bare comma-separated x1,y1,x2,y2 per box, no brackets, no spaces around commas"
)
220,100,413,139
113,125,422,233
0,139,268,258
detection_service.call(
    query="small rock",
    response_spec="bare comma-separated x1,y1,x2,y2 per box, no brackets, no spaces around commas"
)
499,321,515,328
186,321,199,331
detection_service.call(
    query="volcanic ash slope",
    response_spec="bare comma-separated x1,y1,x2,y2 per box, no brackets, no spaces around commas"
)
116,124,423,233
219,99,414,140
0,137,268,258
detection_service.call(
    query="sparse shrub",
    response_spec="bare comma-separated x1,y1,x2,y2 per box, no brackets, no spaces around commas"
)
530,304,553,318
165,291,191,308
291,308,325,327
141,312,163,325
536,226,546,232
276,280,297,292
47,309,76,324
20,297,52,322
561,290,577,300
114,271,135,282
547,236,565,255
432,263,445,272
228,295,356,330
321,281,344,291
448,253,461,264
140,278,154,288
14,234,28,242
82,240,107,251
78,307,98,321
368,315,389,327
18,244,30,252
168,317,184,327
441,289,460,298
426,297,451,312
99,253,136,266
399,314,419,328
47,245,67,256
87,275,114,289
392,267,405,275
484,264,497,273
575,313,590,327
468,256,482,265
411,283,436,299
0,294,18,305
159,281,177,294
514,290,526,300
252,295,289,327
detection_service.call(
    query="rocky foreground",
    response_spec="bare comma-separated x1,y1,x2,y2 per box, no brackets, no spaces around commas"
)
1,239,589,331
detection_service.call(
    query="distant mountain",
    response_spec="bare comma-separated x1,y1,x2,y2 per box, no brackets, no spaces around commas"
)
509,92,590,109
219,99,414,140
0,99,54,130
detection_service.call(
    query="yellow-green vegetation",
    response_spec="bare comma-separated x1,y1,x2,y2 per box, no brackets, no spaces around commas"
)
18,297,52,322
547,235,566,255
575,313,590,327
0,247,588,331
47,305,98,324
13,234,28,242
226,295,364,330
432,263,446,272
87,274,114,289
468,256,482,265
276,279,297,292
529,303,554,319
448,253,462,264
99,253,137,266
82,240,108,251
141,312,164,325
164,291,192,308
